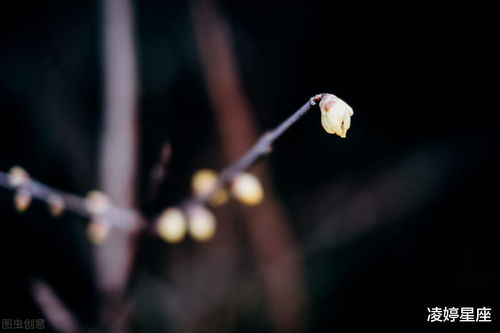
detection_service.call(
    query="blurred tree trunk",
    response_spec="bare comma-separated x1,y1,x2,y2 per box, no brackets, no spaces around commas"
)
98,0,139,329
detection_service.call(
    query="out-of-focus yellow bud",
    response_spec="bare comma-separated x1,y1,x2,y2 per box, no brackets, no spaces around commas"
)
319,94,354,138
208,190,228,206
187,206,216,242
157,208,187,243
48,194,65,217
192,169,217,194
14,189,32,212
231,173,264,206
85,191,111,215
191,169,228,206
87,220,110,244
8,166,30,187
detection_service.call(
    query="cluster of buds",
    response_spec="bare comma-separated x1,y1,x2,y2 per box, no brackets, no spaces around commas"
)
7,166,112,245
156,205,216,243
192,169,264,207
156,169,265,243
8,166,67,216
191,169,228,206
8,166,112,244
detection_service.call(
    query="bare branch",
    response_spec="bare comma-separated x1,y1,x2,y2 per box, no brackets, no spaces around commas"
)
0,94,325,231
186,95,323,209
31,280,81,333
0,170,141,231
145,142,172,205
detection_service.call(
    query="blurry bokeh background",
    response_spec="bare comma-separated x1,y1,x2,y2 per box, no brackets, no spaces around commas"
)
0,0,497,332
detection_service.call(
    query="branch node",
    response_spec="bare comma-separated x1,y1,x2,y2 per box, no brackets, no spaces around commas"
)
309,93,325,106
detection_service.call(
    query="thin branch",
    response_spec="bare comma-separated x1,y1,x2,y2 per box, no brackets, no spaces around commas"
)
0,94,325,224
145,141,172,205
186,94,324,208
0,170,141,231
31,280,81,333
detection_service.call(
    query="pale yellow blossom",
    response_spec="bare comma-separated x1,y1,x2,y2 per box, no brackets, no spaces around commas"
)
157,208,187,243
187,206,216,242
231,173,264,206
319,94,354,138
85,191,111,215
8,166,29,187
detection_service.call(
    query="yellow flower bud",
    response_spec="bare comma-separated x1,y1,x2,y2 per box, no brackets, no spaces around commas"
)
8,166,29,187
48,194,65,217
157,208,187,243
14,189,32,212
85,191,111,215
191,169,228,206
231,173,264,206
187,206,216,242
87,220,110,244
319,94,354,138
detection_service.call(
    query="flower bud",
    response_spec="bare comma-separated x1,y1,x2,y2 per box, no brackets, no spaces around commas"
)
231,173,264,206
87,219,110,244
14,189,32,212
319,94,354,138
8,166,29,187
85,191,111,215
157,208,187,243
191,169,228,206
48,194,65,217
187,206,216,242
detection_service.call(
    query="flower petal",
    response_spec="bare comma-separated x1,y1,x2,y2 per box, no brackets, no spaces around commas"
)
321,113,335,134
343,105,351,132
327,103,344,134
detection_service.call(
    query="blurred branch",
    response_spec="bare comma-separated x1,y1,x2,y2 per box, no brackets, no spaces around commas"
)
0,90,322,234
145,142,172,205
31,280,80,333
187,96,322,208
0,92,327,330
97,0,139,329
0,170,141,231
303,141,477,254
99,1,138,207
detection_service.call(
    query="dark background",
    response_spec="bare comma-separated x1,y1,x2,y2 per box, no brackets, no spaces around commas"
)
0,0,497,332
